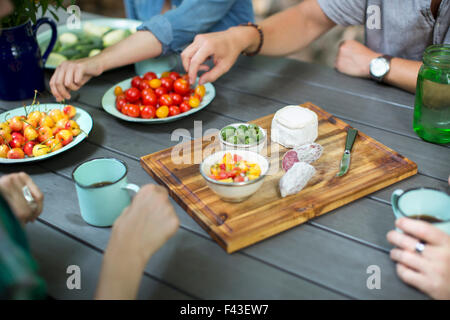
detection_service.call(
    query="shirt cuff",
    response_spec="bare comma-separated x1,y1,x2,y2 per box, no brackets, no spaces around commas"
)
137,15,174,57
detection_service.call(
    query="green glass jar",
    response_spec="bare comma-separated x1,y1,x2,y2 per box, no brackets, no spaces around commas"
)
413,45,450,144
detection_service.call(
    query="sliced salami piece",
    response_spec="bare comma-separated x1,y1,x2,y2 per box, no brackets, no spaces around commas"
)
279,162,316,198
281,143,323,172
282,150,299,172
295,143,323,164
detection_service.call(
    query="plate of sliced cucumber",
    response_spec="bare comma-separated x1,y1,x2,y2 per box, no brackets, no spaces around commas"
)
37,18,142,69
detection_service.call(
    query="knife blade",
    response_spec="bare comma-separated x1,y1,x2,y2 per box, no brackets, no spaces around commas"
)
336,128,358,177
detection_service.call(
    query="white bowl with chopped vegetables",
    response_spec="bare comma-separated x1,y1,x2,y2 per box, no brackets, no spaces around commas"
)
219,123,267,154
200,150,270,203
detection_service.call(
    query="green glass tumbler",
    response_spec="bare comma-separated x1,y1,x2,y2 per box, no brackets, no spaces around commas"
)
413,45,450,144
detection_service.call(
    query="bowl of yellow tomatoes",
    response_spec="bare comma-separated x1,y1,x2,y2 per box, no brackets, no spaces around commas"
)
0,104,93,163
200,151,270,202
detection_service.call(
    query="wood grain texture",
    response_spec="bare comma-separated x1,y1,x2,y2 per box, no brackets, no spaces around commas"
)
141,103,417,253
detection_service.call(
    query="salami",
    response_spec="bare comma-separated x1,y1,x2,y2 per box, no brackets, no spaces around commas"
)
281,143,323,172
279,162,316,198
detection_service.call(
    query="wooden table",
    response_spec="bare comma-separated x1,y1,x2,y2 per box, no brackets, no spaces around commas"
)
1,12,449,300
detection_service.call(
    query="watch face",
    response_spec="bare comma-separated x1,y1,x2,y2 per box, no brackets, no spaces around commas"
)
370,58,389,78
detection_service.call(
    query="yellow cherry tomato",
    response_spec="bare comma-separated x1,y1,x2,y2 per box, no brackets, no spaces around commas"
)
149,78,162,89
156,105,169,118
161,71,170,78
188,95,200,108
114,86,123,96
195,85,206,98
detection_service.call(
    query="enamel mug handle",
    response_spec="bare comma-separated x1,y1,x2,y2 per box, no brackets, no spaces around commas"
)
391,189,404,218
122,183,140,194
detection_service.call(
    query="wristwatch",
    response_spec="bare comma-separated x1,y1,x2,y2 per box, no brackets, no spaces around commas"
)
369,55,392,82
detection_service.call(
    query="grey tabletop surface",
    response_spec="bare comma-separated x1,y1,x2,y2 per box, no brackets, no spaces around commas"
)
1,11,449,300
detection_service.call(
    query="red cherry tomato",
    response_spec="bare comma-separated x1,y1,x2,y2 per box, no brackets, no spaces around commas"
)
127,104,140,118
143,72,157,81
169,71,180,81
116,97,127,112
121,104,130,115
142,92,157,106
131,76,142,89
141,105,156,119
154,87,167,97
139,80,150,91
179,101,191,113
169,105,180,117
173,78,190,95
160,77,174,91
170,93,182,105
125,87,141,102
159,94,173,106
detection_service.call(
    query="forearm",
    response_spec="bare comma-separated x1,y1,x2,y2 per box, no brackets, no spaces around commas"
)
95,31,163,73
384,58,422,93
95,246,146,300
234,0,335,56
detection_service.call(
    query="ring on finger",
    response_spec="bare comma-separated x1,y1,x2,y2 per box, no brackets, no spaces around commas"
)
22,185,38,212
415,241,425,254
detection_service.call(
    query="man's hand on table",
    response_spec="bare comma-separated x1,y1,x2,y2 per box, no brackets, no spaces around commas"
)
96,184,179,300
387,218,450,300
335,40,379,78
0,173,44,224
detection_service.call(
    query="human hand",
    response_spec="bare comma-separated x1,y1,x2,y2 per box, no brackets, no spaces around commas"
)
181,27,258,85
335,40,380,78
49,56,104,102
0,172,44,224
107,184,179,268
387,218,450,299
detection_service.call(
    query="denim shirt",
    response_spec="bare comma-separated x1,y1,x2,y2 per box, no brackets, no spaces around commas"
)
124,0,254,56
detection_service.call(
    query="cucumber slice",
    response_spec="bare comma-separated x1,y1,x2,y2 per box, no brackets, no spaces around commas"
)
46,52,67,67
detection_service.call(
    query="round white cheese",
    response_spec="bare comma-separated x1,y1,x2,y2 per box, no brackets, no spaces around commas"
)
271,105,318,148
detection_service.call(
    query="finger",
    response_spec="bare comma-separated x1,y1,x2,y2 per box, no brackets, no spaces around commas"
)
50,70,64,102
181,42,200,73
198,61,228,85
188,46,213,84
63,65,78,91
386,230,419,252
23,176,44,218
390,248,428,272
54,66,71,100
198,64,210,72
396,263,430,294
396,218,447,245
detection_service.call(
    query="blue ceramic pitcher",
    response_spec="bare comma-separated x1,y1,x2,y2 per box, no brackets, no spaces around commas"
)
0,18,57,101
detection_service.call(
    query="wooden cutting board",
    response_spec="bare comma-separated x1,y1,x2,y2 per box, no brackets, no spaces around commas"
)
141,102,417,253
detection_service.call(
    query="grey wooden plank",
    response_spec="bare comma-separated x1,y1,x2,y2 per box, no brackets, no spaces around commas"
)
0,167,346,299
26,221,191,300
235,55,415,109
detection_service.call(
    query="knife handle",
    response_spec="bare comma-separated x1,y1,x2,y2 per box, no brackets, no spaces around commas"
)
345,128,358,151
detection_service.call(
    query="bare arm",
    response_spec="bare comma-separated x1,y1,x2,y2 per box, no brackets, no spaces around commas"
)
384,58,422,93
335,40,421,93
182,0,335,84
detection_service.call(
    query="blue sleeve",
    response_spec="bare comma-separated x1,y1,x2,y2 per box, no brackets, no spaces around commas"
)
137,0,252,56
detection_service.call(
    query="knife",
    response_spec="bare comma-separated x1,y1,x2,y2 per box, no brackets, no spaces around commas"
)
336,128,358,177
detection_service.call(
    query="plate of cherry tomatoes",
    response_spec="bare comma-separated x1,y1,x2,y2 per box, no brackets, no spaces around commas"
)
101,71,215,123
0,104,93,163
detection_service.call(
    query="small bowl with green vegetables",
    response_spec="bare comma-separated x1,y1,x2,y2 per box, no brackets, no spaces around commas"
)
219,123,267,154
